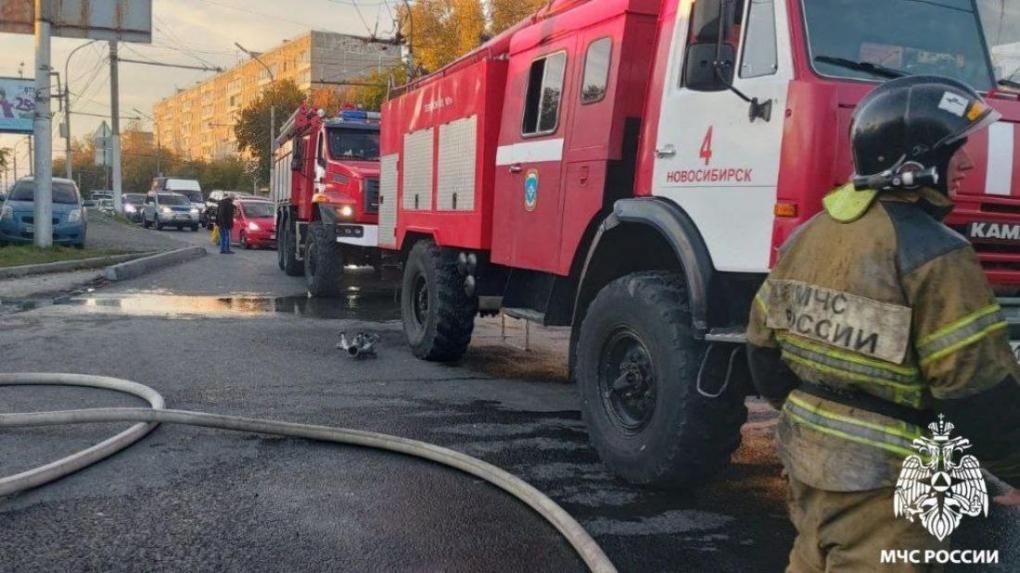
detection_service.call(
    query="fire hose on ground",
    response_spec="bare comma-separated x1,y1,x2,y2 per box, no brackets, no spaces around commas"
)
0,373,616,573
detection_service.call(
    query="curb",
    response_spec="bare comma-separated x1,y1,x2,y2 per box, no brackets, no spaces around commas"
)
104,246,207,281
0,252,153,280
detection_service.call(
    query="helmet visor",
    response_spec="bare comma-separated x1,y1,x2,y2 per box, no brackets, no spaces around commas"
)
937,100,1003,150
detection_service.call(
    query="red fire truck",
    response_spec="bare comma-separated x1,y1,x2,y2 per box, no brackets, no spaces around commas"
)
272,105,382,296
379,0,1020,487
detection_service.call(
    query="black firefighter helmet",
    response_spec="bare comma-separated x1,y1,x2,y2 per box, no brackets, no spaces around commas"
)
850,75,1000,195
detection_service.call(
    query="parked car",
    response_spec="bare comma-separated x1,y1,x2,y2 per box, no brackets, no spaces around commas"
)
90,190,113,202
141,191,200,231
152,177,205,225
97,198,116,215
83,199,97,209
122,193,146,223
0,177,86,248
231,199,276,249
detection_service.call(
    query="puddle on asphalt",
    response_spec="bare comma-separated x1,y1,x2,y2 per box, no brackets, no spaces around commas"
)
46,290,401,321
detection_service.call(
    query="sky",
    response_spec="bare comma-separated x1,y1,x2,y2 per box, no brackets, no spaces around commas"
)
0,0,399,173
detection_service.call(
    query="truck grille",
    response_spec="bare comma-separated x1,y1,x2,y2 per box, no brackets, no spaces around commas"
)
364,178,380,214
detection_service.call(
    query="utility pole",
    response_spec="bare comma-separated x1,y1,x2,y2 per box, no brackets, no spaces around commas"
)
33,0,54,248
64,40,98,181
235,43,275,193
109,41,123,212
134,108,161,178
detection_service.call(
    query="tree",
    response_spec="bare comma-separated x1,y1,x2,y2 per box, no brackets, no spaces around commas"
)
401,0,487,73
234,79,306,185
344,64,407,111
490,0,548,35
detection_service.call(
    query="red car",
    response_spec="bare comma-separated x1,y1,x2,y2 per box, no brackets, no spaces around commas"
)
230,200,276,249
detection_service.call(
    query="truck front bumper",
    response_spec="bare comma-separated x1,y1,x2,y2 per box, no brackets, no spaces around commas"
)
335,224,378,248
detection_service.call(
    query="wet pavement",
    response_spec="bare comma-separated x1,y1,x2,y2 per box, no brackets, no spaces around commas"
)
1,228,1014,572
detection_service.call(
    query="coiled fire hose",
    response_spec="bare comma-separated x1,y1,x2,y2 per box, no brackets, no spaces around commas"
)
0,373,616,573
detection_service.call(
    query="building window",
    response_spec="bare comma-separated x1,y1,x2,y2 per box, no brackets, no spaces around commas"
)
521,51,567,136
581,38,612,104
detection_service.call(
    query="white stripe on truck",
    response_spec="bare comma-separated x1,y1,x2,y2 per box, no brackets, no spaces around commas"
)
495,138,564,165
986,122,1014,196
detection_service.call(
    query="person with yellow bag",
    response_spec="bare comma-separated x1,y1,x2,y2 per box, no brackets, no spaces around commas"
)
210,222,220,247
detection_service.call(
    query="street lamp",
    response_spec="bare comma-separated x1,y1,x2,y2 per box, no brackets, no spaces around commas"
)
235,42,275,193
64,39,99,180
134,108,162,178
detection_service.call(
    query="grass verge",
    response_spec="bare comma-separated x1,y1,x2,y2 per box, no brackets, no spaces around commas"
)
0,245,125,268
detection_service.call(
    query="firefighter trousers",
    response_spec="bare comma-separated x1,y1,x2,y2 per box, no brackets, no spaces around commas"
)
786,476,946,572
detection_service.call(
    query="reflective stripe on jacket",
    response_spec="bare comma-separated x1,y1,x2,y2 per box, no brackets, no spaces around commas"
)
747,186,1020,492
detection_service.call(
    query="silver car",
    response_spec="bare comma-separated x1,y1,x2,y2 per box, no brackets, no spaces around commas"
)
141,192,200,231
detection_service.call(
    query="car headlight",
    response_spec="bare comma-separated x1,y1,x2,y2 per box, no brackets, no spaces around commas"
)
161,206,172,214
190,208,199,215
0,206,12,221
248,221,260,231
67,209,82,223
124,204,136,213
337,205,354,219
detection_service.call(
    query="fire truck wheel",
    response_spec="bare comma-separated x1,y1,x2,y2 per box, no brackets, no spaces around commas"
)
576,271,746,488
282,220,304,276
401,240,477,361
305,221,344,297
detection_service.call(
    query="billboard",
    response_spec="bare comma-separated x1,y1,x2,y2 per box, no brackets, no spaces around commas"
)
0,0,151,43
0,77,35,134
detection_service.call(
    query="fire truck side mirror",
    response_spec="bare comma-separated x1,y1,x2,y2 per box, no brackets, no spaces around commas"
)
685,43,735,92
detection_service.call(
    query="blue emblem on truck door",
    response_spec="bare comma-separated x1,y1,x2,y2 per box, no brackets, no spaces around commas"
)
524,170,539,212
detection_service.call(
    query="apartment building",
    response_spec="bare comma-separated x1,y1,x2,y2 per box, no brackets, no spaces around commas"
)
153,31,401,161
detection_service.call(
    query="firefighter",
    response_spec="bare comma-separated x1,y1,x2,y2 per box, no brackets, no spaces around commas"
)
746,75,1020,572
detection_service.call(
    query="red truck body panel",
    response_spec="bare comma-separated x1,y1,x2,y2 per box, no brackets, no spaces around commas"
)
382,0,1020,289
380,49,508,250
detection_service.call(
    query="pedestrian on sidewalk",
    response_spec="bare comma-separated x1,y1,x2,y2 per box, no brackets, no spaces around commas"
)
216,195,235,254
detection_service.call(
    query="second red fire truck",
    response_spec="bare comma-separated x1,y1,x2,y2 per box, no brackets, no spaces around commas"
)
272,105,383,296
377,0,1020,487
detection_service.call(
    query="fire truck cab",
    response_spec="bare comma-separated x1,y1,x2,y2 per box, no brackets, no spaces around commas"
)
380,0,1020,487
272,105,382,296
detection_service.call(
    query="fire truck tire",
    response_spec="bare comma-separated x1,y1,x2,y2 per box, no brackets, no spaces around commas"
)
575,271,746,488
282,220,304,276
305,221,344,297
401,240,477,361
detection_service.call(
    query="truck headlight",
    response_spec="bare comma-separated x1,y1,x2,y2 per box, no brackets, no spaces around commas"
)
337,205,354,219
190,208,199,215
67,209,82,223
248,221,260,231
161,206,172,214
124,204,136,213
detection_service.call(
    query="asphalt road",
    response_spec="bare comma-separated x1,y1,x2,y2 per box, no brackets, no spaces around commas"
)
1,227,1014,572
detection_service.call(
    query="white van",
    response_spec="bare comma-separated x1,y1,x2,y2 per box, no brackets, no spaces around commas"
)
152,177,204,217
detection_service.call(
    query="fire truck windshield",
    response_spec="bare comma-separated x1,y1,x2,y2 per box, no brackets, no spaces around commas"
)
327,128,380,161
803,0,995,91
978,0,1020,85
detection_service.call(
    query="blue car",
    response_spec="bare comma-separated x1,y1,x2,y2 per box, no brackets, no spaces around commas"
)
0,177,87,248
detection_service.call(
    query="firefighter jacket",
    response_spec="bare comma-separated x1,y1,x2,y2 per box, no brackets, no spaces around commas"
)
747,184,1020,492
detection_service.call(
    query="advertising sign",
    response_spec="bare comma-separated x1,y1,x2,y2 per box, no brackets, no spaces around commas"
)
0,0,152,43
0,77,35,134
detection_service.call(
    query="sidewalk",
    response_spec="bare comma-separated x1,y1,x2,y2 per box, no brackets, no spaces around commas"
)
1,214,196,301
86,213,191,252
